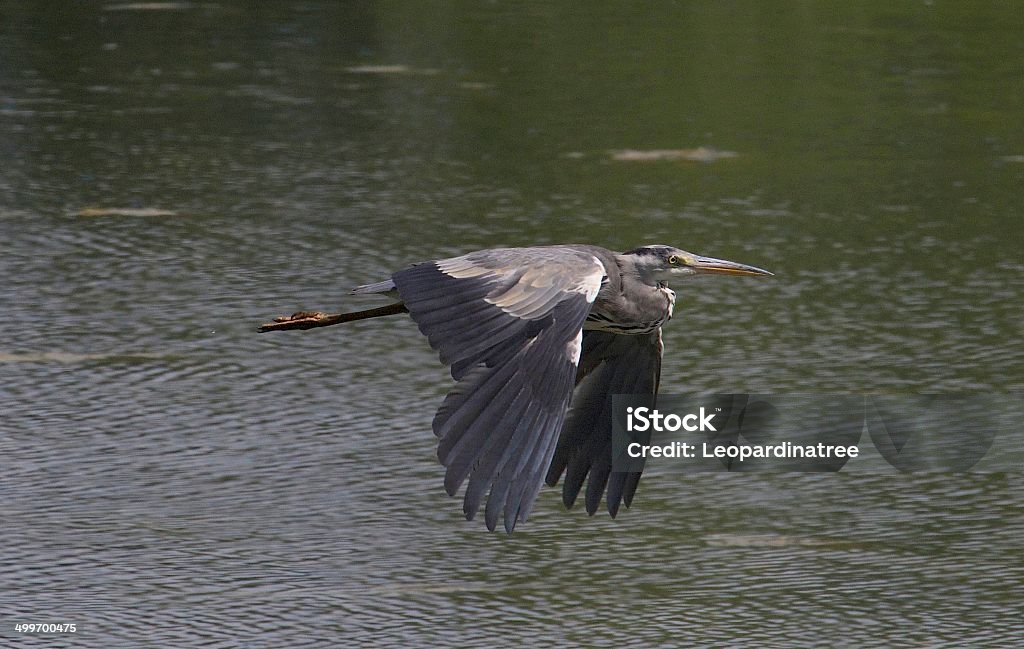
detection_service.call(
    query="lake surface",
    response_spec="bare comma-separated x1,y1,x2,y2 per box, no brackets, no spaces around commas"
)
2,2,1023,647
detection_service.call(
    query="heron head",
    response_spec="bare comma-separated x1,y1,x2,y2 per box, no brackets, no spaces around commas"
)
622,245,773,284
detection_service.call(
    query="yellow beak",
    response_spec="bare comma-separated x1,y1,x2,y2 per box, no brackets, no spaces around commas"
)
689,255,774,277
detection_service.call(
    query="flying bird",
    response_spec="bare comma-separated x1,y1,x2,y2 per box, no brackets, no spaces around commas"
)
261,244,772,532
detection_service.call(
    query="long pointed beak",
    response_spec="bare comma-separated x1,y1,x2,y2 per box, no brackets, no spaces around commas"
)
690,255,774,277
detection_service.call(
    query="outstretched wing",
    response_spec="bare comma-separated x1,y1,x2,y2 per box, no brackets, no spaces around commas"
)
392,247,607,533
545,329,664,517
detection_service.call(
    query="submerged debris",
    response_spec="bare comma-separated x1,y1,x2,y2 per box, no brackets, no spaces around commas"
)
610,147,739,162
0,351,165,363
103,2,193,10
702,534,841,548
344,65,439,76
77,207,179,217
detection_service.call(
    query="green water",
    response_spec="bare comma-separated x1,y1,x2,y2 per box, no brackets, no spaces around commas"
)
2,2,1022,646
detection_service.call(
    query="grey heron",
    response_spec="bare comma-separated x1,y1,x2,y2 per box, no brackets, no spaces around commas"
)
264,244,772,532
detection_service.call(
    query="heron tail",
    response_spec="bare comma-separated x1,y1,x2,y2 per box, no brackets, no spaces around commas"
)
351,279,397,295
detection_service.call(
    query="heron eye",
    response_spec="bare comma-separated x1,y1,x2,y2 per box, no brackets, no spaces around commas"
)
668,255,679,265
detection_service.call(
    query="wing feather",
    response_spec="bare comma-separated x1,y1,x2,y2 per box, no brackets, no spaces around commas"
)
483,409,556,532
462,388,540,519
546,329,663,517
391,247,607,532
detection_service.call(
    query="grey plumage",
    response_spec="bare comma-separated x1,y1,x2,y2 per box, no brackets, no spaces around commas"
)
346,244,772,532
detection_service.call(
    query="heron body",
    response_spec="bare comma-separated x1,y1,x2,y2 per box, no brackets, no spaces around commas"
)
338,244,771,532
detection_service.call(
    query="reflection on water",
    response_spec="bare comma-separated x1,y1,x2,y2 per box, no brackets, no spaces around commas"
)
2,0,1023,646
